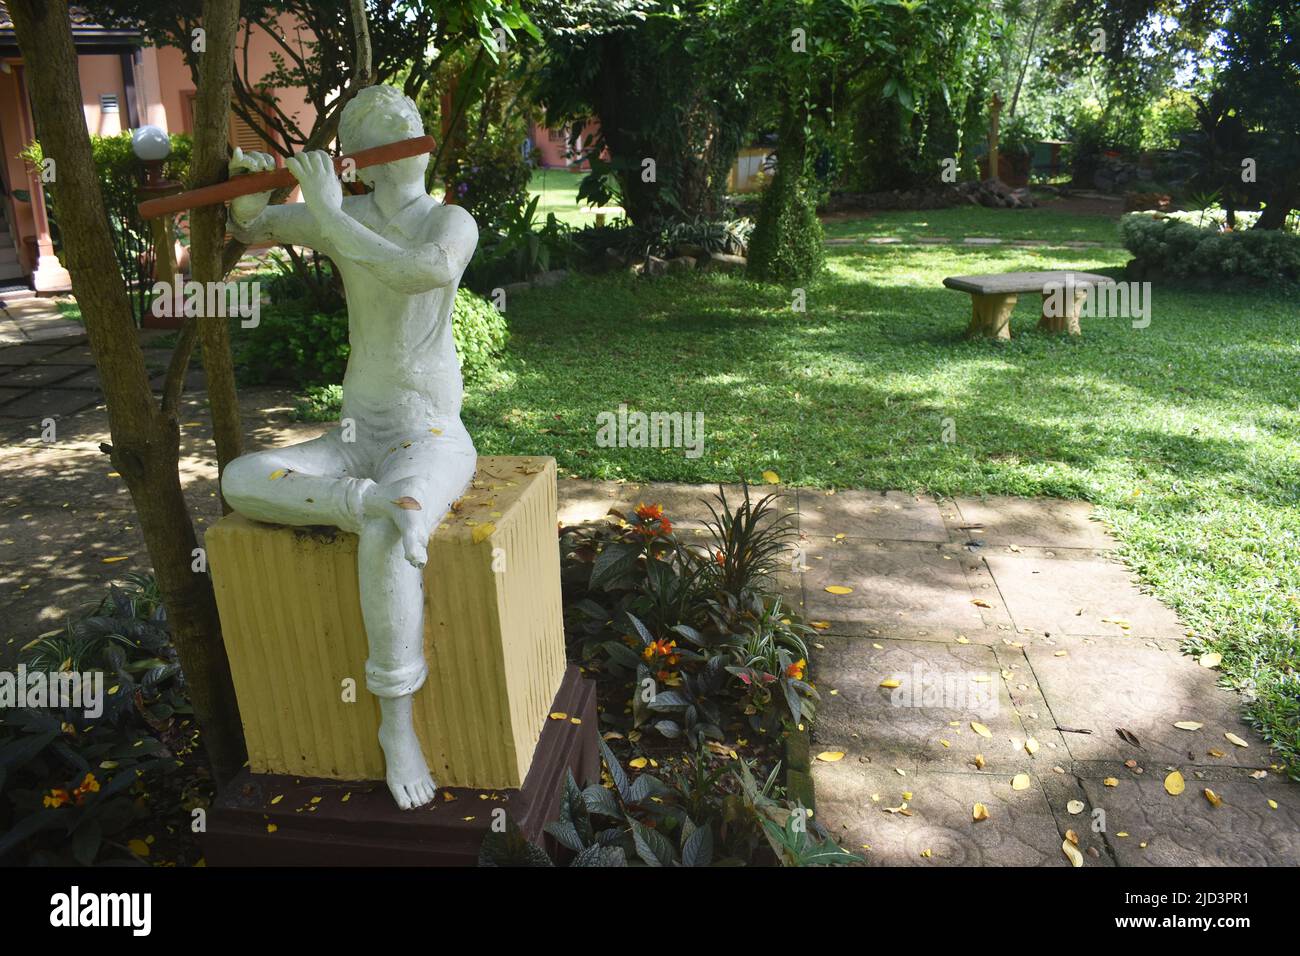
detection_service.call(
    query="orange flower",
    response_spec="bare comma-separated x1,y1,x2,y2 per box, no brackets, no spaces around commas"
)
43,788,72,809
635,503,664,522
714,550,726,565
72,772,101,806
786,658,807,681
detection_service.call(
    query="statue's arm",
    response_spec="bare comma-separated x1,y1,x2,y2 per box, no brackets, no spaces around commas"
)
229,202,324,250
318,203,478,293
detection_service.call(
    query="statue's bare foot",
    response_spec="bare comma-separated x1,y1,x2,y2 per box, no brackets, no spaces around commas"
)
378,696,436,810
363,479,429,568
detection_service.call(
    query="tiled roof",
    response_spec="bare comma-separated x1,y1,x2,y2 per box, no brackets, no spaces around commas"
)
0,1,142,46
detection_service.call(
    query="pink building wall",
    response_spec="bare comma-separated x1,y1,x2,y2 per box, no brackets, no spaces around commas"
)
0,14,318,290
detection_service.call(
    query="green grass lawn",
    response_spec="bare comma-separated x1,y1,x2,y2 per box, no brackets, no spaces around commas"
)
461,219,1300,773
527,166,624,226
822,202,1124,244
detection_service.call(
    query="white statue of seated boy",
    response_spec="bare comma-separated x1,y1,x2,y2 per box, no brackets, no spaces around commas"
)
221,85,478,810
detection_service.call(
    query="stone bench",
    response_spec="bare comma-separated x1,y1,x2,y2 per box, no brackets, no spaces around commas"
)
943,270,1112,338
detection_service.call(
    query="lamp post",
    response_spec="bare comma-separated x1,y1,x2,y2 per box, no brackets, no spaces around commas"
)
132,125,181,327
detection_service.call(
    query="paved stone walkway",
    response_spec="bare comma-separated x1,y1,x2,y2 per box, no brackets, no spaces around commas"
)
560,481,1300,867
2,379,1297,865
0,294,84,347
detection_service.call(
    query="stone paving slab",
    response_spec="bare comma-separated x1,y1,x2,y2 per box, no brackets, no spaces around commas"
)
814,764,1073,866
796,489,949,542
953,496,1116,549
1027,637,1269,769
0,343,74,365
0,364,85,387
0,386,102,420
811,635,1046,775
984,554,1186,640
801,538,1006,639
1079,776,1300,866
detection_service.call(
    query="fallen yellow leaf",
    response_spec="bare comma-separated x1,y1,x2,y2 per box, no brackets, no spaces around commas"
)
1025,738,1040,755
1203,788,1222,807
1062,839,1083,867
1173,721,1203,731
971,721,992,738
879,678,901,689
1164,770,1186,796
761,470,780,484
972,803,989,821
824,585,854,595
1224,732,1249,748
816,751,845,762
1104,777,1119,787
471,522,496,544
629,757,648,769
127,838,150,857
1011,773,1031,791
1198,652,1222,668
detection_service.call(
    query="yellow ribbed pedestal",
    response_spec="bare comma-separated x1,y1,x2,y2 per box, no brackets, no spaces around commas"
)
205,455,567,790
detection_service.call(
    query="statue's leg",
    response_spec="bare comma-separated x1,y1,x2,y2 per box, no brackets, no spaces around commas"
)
357,425,476,810
221,429,370,531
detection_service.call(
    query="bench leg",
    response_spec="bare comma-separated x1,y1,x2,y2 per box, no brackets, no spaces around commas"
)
967,293,1016,339
1038,288,1086,335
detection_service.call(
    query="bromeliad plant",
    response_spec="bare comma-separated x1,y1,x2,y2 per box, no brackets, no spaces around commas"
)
560,483,820,745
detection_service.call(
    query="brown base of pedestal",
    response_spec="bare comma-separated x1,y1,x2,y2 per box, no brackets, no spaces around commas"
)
204,666,598,866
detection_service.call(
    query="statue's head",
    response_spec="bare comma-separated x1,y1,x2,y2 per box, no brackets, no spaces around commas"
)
339,85,428,189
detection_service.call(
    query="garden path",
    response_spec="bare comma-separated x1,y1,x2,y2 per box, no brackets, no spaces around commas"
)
2,368,1297,866
559,480,1300,867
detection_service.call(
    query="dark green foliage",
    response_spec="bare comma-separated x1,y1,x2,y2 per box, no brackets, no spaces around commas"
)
21,133,192,325
533,2,751,225
746,169,825,284
237,287,509,390
1121,214,1300,285
0,576,203,866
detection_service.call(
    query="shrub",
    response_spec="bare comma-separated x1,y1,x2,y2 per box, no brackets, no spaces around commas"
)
1121,213,1300,285
21,133,192,325
237,287,509,392
0,576,207,866
746,173,825,284
447,139,536,235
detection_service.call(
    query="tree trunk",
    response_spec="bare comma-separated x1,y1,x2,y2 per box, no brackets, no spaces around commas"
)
188,0,244,493
1253,188,1297,230
9,0,246,784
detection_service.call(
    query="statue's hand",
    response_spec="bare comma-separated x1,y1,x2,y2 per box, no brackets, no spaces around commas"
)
227,147,276,224
287,150,344,216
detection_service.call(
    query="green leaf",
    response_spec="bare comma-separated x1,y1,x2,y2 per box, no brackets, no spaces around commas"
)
630,820,676,866
681,821,714,867
582,783,623,819
570,843,627,867
589,542,641,590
